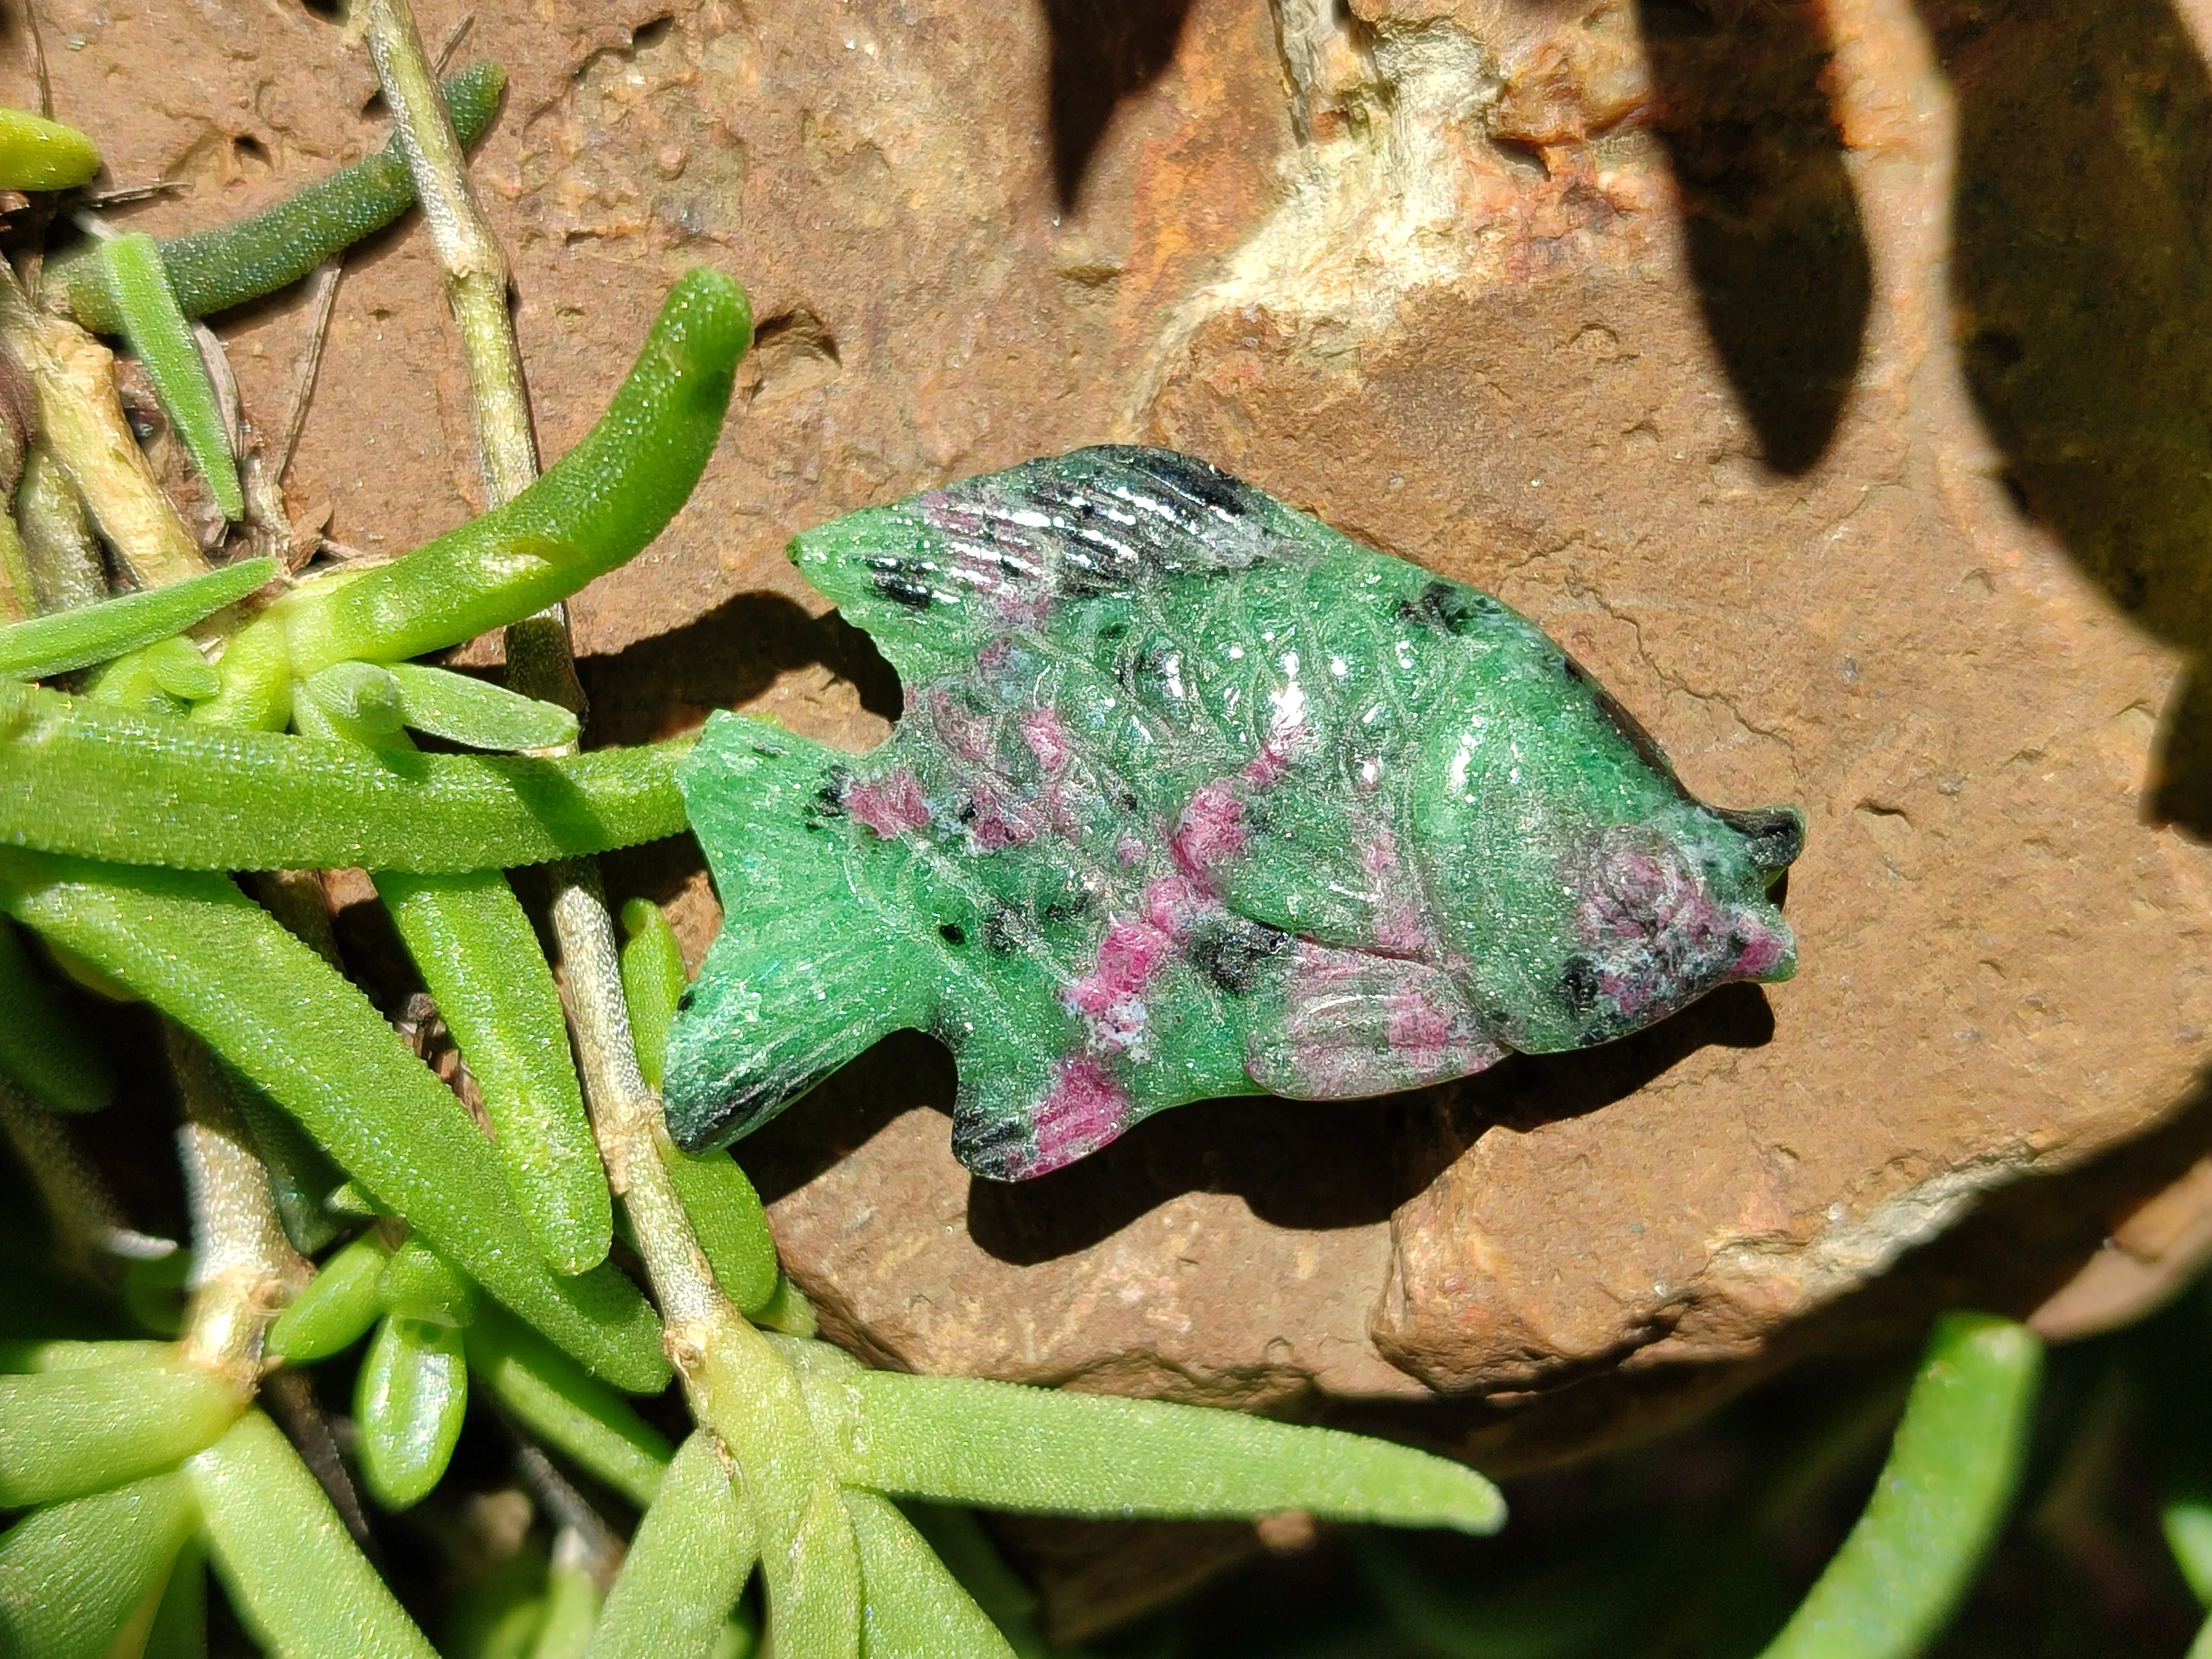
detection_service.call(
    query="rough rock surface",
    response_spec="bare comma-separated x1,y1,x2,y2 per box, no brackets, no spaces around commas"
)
32,0,2212,1500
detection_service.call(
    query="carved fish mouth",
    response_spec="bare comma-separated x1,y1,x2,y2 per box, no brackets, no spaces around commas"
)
1711,804,1806,878
1725,908,1797,982
1552,823,1797,1044
1556,907,1795,1045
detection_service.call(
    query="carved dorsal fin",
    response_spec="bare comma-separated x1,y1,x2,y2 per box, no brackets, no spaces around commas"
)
787,446,1310,684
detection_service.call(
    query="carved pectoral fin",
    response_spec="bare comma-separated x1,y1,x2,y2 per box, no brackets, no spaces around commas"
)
1207,787,1444,959
1244,944,1503,1100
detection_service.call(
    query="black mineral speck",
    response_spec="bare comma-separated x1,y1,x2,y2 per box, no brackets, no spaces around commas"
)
1037,890,1092,925
868,555,933,610
1188,917,1290,995
1559,954,1600,1016
811,766,852,819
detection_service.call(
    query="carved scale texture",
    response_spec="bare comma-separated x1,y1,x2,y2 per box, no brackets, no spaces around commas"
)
665,448,1802,1180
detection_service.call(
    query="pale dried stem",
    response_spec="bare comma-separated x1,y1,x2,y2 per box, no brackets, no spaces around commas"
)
371,0,743,1384
0,1074,176,1272
515,1442,623,1587
0,259,205,587
540,768,743,1375
237,414,304,570
166,1025,309,1392
275,261,342,483
362,0,536,508
316,533,382,565
191,319,243,461
189,317,248,554
22,0,50,119
359,0,586,734
241,260,346,571
434,13,475,72
262,1366,375,1546
80,180,180,208
547,866,728,1345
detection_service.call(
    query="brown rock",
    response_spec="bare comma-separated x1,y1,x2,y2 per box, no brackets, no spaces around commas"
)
38,0,2212,1489
759,0,2211,1447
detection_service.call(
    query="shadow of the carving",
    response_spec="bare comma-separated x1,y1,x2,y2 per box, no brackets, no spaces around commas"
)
964,1087,1467,1266
1463,980,1775,1135
740,1030,957,1206
1037,0,1194,210
966,982,1772,1264
737,984,1773,1259
578,588,901,749
1632,0,1871,475
1911,0,2212,837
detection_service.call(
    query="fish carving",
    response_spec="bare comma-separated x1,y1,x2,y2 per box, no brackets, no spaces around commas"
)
662,447,1802,1180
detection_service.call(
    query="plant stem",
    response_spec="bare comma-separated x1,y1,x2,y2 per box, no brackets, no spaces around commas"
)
360,0,593,786
274,260,342,484
368,0,760,1530
166,1024,309,1392
515,1444,624,1585
547,786,812,1637
361,0,535,507
0,1073,175,1272
550,865,725,1340
358,0,735,1361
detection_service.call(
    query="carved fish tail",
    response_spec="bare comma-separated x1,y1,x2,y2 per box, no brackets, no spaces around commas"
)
661,713,934,1154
